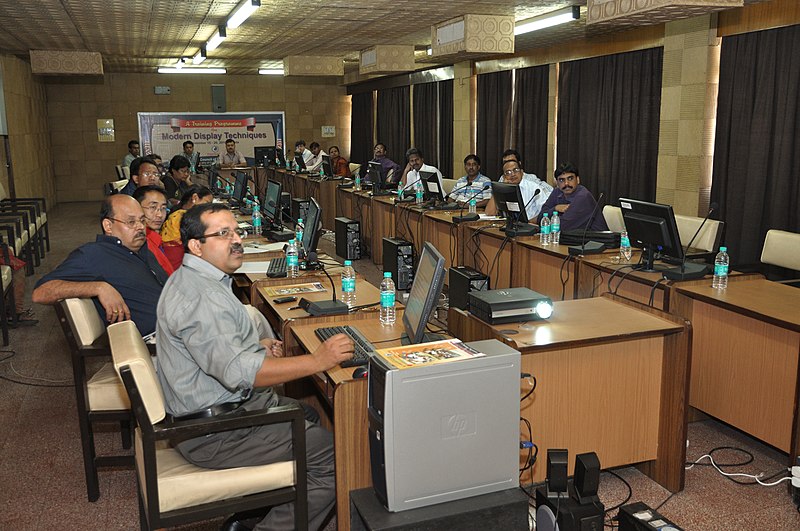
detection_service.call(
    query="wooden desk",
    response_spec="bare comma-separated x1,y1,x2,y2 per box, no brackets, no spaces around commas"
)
370,195,396,265
461,224,536,289
303,177,338,230
671,279,800,459
512,240,578,301
448,294,690,493
421,210,465,273
336,186,356,219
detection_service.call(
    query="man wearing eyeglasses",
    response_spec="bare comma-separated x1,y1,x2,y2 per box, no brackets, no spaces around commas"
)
484,159,553,220
119,156,162,196
32,195,169,335
156,202,354,531
538,162,608,231
133,185,174,275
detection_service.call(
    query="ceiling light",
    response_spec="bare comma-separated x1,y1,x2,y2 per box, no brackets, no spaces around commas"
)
193,47,207,65
227,0,261,29
426,47,432,56
175,58,185,69
158,67,227,74
515,6,580,36
259,68,284,75
206,26,227,51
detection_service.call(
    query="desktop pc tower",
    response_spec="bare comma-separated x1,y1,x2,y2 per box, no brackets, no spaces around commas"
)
382,238,414,290
291,198,309,224
280,192,291,223
448,266,490,311
335,217,361,260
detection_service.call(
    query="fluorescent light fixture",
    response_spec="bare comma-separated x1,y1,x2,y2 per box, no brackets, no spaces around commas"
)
206,26,227,51
193,47,207,65
515,6,580,36
158,67,227,74
227,0,260,29
258,68,284,75
175,58,185,69
426,47,432,56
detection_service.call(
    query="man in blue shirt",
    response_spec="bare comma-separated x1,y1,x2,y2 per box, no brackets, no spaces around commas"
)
119,156,161,196
538,162,608,231
449,154,492,207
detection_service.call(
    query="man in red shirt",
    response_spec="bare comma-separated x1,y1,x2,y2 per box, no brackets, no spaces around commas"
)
133,185,174,275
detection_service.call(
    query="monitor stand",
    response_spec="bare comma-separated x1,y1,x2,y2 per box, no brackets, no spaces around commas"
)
400,332,446,346
264,225,294,242
662,262,708,281
501,221,539,238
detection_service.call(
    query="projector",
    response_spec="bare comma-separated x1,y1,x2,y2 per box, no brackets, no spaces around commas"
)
468,287,553,325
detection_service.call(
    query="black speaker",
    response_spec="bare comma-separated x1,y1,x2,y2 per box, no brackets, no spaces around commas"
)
280,192,291,222
573,452,600,505
535,485,604,531
546,449,569,496
211,84,226,112
448,266,489,311
335,217,361,260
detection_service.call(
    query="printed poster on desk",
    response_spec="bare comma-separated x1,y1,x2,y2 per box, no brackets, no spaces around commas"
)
376,339,485,370
262,282,326,297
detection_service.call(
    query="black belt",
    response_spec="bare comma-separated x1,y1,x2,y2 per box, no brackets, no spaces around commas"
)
172,401,243,422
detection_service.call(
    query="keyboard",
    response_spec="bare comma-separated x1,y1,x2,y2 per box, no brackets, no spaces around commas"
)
314,325,375,367
266,257,287,278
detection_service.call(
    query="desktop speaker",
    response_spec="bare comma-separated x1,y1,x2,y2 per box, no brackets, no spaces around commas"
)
534,485,605,531
547,449,569,496
280,192,291,222
449,266,489,311
573,452,601,505
211,84,226,113
335,217,361,261
383,238,414,291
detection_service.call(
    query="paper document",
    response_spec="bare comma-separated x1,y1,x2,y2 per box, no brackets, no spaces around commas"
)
234,261,270,274
375,339,485,370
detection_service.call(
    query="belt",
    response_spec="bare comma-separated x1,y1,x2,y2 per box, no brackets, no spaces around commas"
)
171,401,243,422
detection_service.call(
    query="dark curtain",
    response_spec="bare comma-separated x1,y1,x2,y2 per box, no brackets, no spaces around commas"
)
557,47,663,204
413,82,438,167
711,24,800,266
350,91,373,165
376,86,410,167
513,65,549,182
438,79,454,179
477,70,513,179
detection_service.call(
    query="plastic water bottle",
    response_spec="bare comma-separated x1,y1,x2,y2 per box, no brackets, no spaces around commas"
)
469,190,477,214
341,260,357,308
379,272,396,325
286,239,299,278
540,213,550,245
354,173,361,191
620,230,632,262
295,218,304,244
414,180,424,205
319,167,325,179
712,246,729,289
397,187,404,201
551,211,560,244
251,201,262,235
226,183,233,196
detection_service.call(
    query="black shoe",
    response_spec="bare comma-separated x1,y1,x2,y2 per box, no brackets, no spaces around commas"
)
220,508,269,531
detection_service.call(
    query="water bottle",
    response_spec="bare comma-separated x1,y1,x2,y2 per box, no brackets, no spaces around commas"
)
414,180,424,205
551,211,560,244
251,201,262,235
620,230,632,262
295,218,304,244
341,260,357,308
286,239,299,278
397,187,404,201
226,183,233,196
540,213,550,245
319,167,325,179
712,246,729,289
354,173,361,191
379,272,396,325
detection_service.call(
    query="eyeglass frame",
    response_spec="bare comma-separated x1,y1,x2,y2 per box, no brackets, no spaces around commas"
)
106,216,147,229
198,227,246,241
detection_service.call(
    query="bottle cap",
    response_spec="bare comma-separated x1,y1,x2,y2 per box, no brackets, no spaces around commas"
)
384,272,392,278
298,218,303,223
289,239,295,244
344,260,352,266
720,246,727,252
543,212,548,217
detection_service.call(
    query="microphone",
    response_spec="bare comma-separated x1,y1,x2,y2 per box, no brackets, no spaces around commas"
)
393,178,419,204
453,182,492,223
662,202,718,281
568,192,606,256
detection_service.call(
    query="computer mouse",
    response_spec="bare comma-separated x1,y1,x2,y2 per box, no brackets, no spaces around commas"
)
352,366,369,379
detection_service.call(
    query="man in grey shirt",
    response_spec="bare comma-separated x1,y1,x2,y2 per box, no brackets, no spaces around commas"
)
156,202,354,531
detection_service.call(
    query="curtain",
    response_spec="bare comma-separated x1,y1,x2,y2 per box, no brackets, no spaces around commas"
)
711,24,800,266
412,82,438,167
513,65,549,182
438,79,454,180
557,47,663,205
376,86,410,167
350,92,373,165
477,70,513,179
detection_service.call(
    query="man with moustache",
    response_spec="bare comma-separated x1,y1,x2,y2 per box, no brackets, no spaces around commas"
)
485,159,552,221
156,203,354,531
538,162,608,231
32,194,168,336
400,147,444,194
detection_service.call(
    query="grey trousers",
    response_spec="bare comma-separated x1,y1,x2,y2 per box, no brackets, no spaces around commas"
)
176,394,335,531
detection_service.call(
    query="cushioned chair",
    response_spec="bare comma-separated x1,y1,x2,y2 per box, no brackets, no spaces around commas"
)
0,212,34,276
108,320,309,531
0,181,47,268
104,179,129,195
674,214,725,261
56,298,133,502
441,178,458,196
603,205,626,233
760,229,800,281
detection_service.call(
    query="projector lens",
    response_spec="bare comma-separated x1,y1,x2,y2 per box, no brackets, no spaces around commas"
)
535,300,554,319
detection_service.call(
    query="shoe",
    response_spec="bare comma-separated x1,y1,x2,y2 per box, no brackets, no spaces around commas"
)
220,508,269,531
7,312,38,327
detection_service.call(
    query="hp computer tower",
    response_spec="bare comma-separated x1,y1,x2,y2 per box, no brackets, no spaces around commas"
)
291,198,309,224
449,266,490,311
367,339,521,512
335,217,361,260
382,238,414,290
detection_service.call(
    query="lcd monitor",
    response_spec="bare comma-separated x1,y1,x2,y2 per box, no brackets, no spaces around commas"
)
232,171,249,205
321,155,334,178
294,154,307,172
402,242,447,345
490,182,538,237
301,197,323,270
253,146,274,167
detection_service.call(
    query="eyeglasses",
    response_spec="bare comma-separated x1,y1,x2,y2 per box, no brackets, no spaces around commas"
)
143,205,168,214
107,217,146,229
503,168,523,176
201,227,246,240
140,171,160,178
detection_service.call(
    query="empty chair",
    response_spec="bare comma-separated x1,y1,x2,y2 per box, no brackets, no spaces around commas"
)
761,229,800,282
603,205,626,233
674,214,725,261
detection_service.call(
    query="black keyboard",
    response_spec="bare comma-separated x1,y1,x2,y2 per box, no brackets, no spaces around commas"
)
314,325,375,367
266,257,287,278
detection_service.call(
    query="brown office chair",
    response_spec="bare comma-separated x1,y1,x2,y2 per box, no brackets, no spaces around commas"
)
107,320,308,531
55,298,133,502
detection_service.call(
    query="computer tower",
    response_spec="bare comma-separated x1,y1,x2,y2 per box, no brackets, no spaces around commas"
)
382,238,414,291
335,217,361,260
448,266,490,311
368,339,521,512
291,198,309,224
280,192,291,223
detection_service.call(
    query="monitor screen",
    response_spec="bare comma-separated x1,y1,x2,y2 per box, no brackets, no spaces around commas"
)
402,242,446,345
294,154,307,171
321,155,334,178
302,197,322,263
619,197,684,271
421,171,445,202
262,179,282,225
367,161,382,184
491,182,530,223
233,171,249,204
254,146,274,167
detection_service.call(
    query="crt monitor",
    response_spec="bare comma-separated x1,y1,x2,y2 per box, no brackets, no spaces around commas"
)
301,197,323,269
402,242,447,345
294,154,307,171
232,171,249,204
262,179,282,227
253,146,274,167
490,181,538,237
321,155,334,178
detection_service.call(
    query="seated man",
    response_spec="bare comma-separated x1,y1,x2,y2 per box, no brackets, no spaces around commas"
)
485,159,552,221
294,140,314,166
119,156,161,196
499,149,542,184
133,185,174,275
32,195,168,335
400,148,444,195
306,141,327,173
177,140,201,173
370,143,401,184
449,154,492,208
156,203,354,531
538,162,608,231
328,146,351,177
121,139,139,168
220,138,247,169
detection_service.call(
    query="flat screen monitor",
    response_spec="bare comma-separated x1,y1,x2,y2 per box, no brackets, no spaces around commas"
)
321,155,334,178
367,161,382,184
402,242,447,345
421,171,446,202
254,146,274,167
262,179,282,226
301,197,323,269
232,171,249,204
618,197,686,273
490,182,538,237
294,154,307,171
244,156,256,167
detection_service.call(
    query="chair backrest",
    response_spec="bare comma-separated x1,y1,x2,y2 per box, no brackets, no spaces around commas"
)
674,214,724,252
122,166,131,180
761,229,800,271
349,163,361,176
60,298,106,348
603,205,626,233
441,178,457,196
108,321,166,424
115,165,125,180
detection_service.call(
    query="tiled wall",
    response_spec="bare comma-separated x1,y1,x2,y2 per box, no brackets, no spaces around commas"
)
451,61,474,177
45,73,349,203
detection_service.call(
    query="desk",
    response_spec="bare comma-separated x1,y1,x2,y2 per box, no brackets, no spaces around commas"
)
511,240,579,301
461,224,537,289
369,195,395,264
671,279,800,458
448,294,690,493
336,186,356,220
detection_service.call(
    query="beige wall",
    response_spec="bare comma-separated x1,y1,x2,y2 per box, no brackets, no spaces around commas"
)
0,54,56,205
45,73,349,203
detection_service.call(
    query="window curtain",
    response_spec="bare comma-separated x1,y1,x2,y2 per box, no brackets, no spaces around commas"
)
438,79,454,180
376,86,410,167
711,24,800,266
513,65,549,182
477,70,513,179
412,82,438,168
557,48,663,204
350,91,373,165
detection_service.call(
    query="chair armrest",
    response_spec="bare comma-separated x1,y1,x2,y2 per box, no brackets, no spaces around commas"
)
1,198,45,215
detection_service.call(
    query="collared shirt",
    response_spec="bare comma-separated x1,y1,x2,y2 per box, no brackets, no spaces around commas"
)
146,228,175,275
121,153,135,168
307,149,327,172
450,173,493,203
499,172,553,220
156,254,274,416
300,149,314,165
404,163,444,195
221,150,247,167
538,184,609,231
178,151,200,173
163,175,190,204
369,156,402,184
35,234,168,335
331,156,351,177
